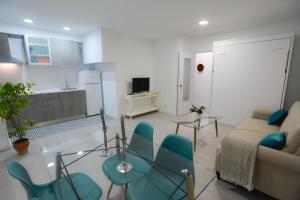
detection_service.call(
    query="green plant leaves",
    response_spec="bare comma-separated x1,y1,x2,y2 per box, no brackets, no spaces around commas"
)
0,82,35,140
189,105,205,114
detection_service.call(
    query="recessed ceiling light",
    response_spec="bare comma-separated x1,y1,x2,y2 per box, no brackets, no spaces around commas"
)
198,20,208,26
47,162,54,167
24,19,34,24
77,151,83,155
63,26,71,31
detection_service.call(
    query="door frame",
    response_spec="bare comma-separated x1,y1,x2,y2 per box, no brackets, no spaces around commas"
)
176,51,194,115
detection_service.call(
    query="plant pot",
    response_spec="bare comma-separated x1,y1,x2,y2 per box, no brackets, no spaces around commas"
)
13,138,29,155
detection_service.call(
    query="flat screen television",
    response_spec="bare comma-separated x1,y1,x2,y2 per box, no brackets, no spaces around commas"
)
132,77,150,93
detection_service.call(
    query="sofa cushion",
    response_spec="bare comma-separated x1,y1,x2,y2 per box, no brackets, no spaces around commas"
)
268,109,288,125
280,102,300,154
259,132,286,150
236,118,280,135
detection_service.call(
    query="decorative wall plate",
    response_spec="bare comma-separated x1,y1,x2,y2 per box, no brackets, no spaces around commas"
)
197,64,204,72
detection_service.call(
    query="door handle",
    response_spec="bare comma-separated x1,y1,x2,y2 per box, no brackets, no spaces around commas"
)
179,84,183,88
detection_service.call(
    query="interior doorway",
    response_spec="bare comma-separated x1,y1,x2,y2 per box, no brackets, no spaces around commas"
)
177,52,194,115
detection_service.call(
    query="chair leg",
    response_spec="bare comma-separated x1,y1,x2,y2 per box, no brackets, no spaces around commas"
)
215,120,219,137
193,128,197,152
106,182,113,199
175,123,180,135
124,184,128,200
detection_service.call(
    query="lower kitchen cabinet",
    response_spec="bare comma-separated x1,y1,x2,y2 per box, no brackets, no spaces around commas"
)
20,90,87,126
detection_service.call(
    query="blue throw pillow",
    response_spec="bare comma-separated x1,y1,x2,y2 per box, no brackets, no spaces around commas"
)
268,109,288,125
259,132,286,150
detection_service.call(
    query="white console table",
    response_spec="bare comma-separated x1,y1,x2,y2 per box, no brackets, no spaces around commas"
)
124,91,159,119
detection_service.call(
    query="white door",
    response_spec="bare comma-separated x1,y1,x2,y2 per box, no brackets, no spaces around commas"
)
85,84,102,116
193,52,213,112
177,52,194,115
211,36,292,125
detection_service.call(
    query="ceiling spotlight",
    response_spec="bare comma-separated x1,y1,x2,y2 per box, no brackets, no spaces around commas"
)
63,26,71,31
198,20,208,26
47,162,54,167
24,19,34,24
77,151,83,155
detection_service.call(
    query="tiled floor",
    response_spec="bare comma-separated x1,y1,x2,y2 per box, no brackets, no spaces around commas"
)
0,112,274,200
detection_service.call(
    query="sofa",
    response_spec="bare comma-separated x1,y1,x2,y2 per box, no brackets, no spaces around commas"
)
215,101,300,200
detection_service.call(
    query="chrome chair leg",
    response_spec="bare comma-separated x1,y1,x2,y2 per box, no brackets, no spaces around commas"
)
106,182,113,199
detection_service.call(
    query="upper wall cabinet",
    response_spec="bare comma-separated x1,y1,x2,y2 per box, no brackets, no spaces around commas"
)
50,38,82,66
82,30,103,64
24,36,52,65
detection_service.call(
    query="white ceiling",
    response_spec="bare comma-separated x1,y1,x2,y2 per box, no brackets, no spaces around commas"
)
0,0,299,39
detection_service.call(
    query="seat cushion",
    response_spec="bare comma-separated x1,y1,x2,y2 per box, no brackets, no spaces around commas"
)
236,118,280,135
280,102,300,153
127,168,188,200
45,173,102,200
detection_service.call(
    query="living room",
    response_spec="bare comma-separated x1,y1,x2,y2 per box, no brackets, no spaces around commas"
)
0,0,300,200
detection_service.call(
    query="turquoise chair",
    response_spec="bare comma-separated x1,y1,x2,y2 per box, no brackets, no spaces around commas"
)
102,122,154,199
7,161,103,200
127,134,194,200
128,122,154,161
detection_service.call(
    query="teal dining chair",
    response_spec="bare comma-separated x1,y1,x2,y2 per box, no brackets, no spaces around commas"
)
126,134,194,200
7,161,103,200
102,121,154,199
128,121,154,161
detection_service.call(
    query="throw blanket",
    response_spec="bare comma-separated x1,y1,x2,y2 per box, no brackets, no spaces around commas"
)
220,135,259,191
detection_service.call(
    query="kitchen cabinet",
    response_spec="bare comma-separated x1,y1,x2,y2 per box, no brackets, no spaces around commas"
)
50,38,82,66
19,90,87,126
82,30,103,64
24,36,52,65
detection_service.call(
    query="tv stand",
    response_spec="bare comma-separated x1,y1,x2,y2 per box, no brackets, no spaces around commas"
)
123,91,159,119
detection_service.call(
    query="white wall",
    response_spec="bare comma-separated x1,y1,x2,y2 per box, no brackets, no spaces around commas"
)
82,30,103,64
0,23,84,89
189,18,300,109
153,36,179,115
193,52,213,110
98,29,155,116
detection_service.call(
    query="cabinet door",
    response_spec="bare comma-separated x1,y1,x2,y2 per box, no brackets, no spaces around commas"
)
61,40,82,66
71,41,82,65
50,38,64,66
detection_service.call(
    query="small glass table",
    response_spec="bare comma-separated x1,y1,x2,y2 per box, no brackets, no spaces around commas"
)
171,113,222,151
40,124,216,200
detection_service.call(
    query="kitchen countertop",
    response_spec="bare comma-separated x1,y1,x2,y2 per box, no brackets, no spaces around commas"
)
31,88,85,95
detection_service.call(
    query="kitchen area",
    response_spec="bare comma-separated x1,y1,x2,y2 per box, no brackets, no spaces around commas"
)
0,25,116,152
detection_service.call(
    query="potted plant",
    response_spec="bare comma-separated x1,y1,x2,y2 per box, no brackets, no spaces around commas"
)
189,105,205,121
0,82,34,155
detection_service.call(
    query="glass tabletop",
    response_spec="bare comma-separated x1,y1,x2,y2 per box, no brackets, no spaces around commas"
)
40,123,215,200
170,113,222,129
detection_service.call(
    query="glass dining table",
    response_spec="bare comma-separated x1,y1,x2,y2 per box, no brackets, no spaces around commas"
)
40,123,215,200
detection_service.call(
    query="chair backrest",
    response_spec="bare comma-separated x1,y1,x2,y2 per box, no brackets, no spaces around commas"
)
155,134,194,180
129,122,154,161
7,161,38,198
133,122,154,141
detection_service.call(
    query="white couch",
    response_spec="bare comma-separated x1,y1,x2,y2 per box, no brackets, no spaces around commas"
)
215,102,300,200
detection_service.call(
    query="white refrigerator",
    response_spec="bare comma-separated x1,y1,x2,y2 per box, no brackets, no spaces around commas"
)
79,71,103,116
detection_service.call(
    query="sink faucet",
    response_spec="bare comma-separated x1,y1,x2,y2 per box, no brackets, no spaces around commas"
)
65,77,71,89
